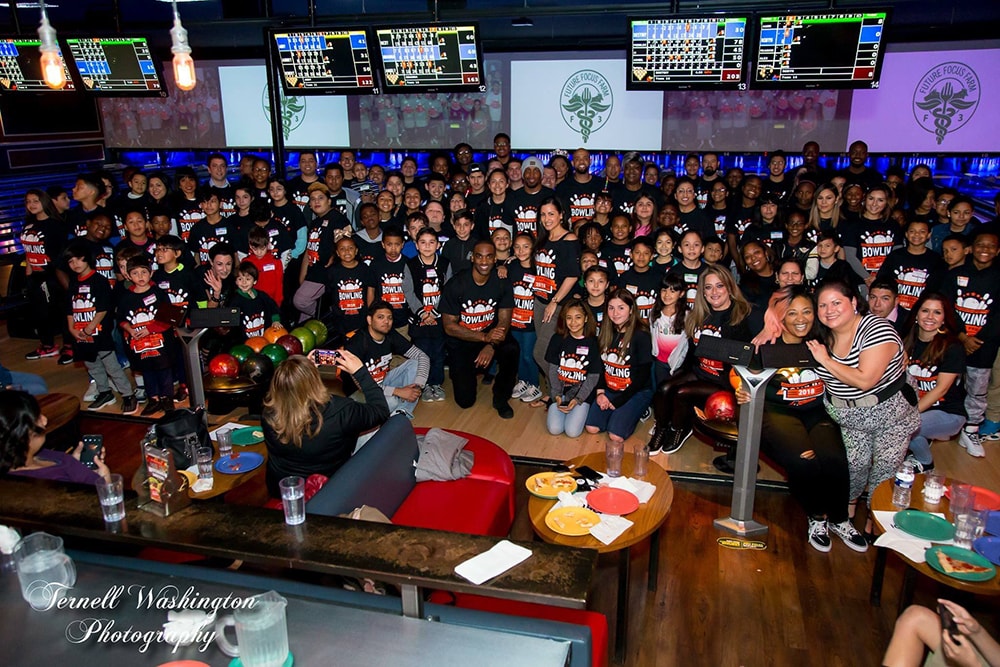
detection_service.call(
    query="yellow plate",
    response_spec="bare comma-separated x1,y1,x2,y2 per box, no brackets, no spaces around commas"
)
526,472,579,499
179,469,197,487
545,507,601,536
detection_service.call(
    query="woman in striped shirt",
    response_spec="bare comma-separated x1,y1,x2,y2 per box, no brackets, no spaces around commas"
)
806,279,920,541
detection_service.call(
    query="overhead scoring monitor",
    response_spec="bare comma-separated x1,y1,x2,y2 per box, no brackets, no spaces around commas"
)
627,16,749,90
752,11,889,89
374,23,483,93
65,36,165,96
0,36,76,92
271,29,375,95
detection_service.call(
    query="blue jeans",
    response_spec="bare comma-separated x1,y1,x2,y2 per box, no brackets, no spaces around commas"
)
585,388,653,440
512,329,539,386
384,358,419,415
909,410,966,465
3,370,48,395
547,401,590,437
412,335,445,386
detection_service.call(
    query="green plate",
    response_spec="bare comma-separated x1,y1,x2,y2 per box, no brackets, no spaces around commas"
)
927,545,997,582
894,509,955,542
230,426,265,446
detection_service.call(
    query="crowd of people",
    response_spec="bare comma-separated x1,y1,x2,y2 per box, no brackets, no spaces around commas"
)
11,135,1000,555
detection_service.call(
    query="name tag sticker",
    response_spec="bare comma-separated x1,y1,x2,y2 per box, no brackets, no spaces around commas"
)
143,294,156,306
576,346,590,356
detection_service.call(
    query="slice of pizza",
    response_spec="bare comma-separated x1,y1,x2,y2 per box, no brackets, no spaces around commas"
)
937,551,991,574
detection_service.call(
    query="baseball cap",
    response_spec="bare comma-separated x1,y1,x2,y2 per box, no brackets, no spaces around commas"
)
522,157,544,174
468,163,485,175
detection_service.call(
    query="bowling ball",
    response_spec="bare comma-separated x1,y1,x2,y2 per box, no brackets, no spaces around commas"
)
264,324,288,344
229,344,254,364
261,343,289,366
290,327,316,353
208,353,240,378
303,319,328,345
704,391,737,423
241,353,274,385
276,334,303,357
245,336,268,353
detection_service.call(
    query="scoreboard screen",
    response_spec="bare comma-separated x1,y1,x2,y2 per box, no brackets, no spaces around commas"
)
752,11,890,89
0,37,76,93
627,17,749,91
272,29,376,95
374,24,484,94
65,36,165,96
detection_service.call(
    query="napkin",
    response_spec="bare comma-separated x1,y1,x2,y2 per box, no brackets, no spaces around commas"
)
609,477,656,504
590,515,634,545
552,490,588,511
209,422,245,441
872,510,954,564
192,478,214,493
454,540,533,585
0,526,21,554
162,610,216,646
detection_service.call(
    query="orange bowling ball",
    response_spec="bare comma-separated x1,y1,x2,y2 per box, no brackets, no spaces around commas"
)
264,324,288,344
729,368,741,392
245,336,268,353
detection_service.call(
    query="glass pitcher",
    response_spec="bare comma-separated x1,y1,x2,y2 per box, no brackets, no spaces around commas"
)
13,532,76,611
215,590,289,667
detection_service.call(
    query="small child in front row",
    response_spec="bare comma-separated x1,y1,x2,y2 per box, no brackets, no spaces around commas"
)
117,256,177,416
544,301,602,437
64,240,137,414
234,261,282,340
245,226,284,307
405,227,452,402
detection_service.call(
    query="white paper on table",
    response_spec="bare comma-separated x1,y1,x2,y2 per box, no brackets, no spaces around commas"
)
454,540,533,585
552,490,588,511
209,422,245,441
872,509,954,563
609,477,656,504
191,477,214,493
590,515,634,545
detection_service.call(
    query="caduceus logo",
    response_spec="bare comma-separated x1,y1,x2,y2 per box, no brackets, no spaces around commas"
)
912,62,980,145
560,70,612,144
262,88,306,141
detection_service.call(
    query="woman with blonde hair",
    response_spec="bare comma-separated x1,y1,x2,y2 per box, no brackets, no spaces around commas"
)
649,266,754,454
261,350,389,498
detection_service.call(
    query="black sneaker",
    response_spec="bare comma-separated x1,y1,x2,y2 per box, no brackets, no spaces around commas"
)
121,395,138,415
173,383,189,403
648,427,667,455
828,520,869,553
57,347,74,365
640,407,652,422
662,428,691,455
25,345,58,360
88,390,115,411
807,518,832,553
494,400,514,419
140,398,162,417
482,373,495,386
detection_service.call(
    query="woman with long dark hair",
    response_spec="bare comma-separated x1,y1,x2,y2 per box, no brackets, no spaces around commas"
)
902,292,968,470
806,279,920,540
21,189,66,360
649,266,754,455
531,197,580,381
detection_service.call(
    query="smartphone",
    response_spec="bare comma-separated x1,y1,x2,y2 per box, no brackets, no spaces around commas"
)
80,434,104,470
314,348,342,366
574,465,602,482
938,602,960,641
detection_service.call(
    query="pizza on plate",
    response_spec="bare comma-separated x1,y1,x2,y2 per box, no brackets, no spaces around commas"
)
937,551,991,574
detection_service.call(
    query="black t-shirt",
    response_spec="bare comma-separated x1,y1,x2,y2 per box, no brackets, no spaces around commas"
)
610,183,662,217
83,239,117,288
187,219,235,266
287,175,321,210
600,241,632,278
508,186,556,238
67,270,115,356
875,248,947,313
763,340,826,414
725,205,758,247
677,207,713,241
235,290,280,340
440,236,476,275
367,254,412,329
209,182,236,217
303,209,350,283
599,329,653,406
116,285,174,368
439,268,513,335
152,264,200,307
545,333,602,402
837,166,884,191
666,261,708,308
406,254,451,336
504,261,536,333
172,196,205,243
345,327,415,388
325,262,372,336
841,217,902,280
556,177,601,227
473,195,516,239
908,339,967,416
271,201,306,237
617,267,662,322
691,304,753,383
533,237,580,304
22,218,67,274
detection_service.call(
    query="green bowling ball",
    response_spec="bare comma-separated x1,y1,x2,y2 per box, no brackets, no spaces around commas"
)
290,326,316,353
261,343,289,365
229,344,254,364
303,319,328,345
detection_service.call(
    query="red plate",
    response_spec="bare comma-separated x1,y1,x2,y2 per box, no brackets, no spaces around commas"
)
588,487,640,515
945,486,1000,511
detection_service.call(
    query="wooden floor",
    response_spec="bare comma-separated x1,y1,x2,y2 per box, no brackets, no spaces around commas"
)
7,325,1000,666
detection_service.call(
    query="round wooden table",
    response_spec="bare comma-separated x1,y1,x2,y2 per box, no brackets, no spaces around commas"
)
527,451,674,663
870,475,1000,614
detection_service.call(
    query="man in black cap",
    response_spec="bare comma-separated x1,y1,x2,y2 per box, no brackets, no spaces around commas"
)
465,163,489,216
509,157,555,238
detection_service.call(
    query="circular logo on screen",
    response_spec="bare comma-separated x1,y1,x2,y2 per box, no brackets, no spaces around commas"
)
560,70,613,144
912,62,980,146
262,88,306,141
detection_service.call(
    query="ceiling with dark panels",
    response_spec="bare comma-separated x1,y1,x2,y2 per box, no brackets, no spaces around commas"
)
3,0,999,54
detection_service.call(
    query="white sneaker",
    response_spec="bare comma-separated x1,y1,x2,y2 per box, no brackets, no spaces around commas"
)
421,385,436,402
961,429,985,458
806,518,832,553
511,380,528,399
519,384,543,403
432,385,446,402
83,380,99,402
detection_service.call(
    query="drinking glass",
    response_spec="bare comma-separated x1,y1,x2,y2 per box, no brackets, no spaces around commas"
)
13,532,76,610
279,476,305,526
96,473,125,522
953,512,983,550
633,443,649,479
950,482,974,519
217,429,233,459
196,447,214,481
605,440,624,478
922,472,945,504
